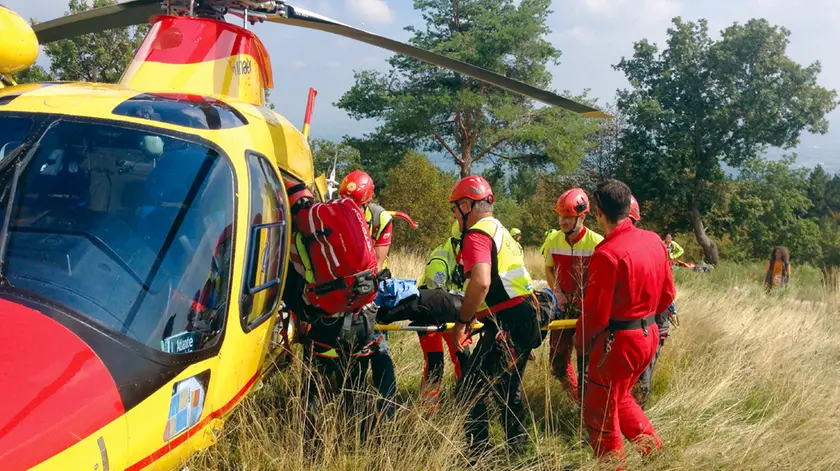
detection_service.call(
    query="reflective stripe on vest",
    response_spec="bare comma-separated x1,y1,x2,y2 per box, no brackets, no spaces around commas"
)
467,217,533,310
294,232,315,284
547,247,596,256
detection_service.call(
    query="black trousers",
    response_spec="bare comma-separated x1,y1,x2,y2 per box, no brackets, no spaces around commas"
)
456,300,541,453
299,317,375,450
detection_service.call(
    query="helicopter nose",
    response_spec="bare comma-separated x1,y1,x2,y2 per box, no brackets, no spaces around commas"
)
0,298,124,471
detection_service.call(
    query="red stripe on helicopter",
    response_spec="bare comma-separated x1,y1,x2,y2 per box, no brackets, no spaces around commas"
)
132,15,274,88
0,300,124,471
125,369,261,471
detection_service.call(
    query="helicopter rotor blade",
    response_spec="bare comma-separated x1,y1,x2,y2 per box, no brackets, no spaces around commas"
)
32,0,161,44
269,5,612,118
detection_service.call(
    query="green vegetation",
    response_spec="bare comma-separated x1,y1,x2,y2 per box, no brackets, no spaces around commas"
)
331,7,840,270
335,0,599,178
13,0,148,83
614,18,837,265
186,251,840,470
380,152,457,249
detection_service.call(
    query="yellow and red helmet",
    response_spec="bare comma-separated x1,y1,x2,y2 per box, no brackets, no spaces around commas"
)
285,180,313,209
629,194,641,222
449,176,494,203
339,170,375,205
555,188,589,217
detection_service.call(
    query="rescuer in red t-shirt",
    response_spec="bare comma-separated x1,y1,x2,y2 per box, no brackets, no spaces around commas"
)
448,176,542,458
574,179,675,469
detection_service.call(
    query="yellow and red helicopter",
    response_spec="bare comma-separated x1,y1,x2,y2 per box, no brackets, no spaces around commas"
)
0,1,607,469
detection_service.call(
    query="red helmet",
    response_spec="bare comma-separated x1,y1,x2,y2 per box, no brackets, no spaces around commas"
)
555,188,589,217
449,176,494,203
339,170,375,205
285,180,313,209
629,194,640,222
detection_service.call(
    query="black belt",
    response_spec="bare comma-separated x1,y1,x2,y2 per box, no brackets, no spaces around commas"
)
608,314,658,332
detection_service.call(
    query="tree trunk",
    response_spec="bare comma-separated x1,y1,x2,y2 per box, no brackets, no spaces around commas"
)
689,177,719,265
459,148,472,177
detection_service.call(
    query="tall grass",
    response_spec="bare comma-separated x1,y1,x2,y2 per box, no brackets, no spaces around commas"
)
187,252,840,470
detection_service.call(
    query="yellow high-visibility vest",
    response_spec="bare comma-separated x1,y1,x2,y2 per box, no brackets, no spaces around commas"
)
466,217,534,311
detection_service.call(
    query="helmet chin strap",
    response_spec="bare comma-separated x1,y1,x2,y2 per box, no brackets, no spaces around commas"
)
564,216,583,238
456,199,481,237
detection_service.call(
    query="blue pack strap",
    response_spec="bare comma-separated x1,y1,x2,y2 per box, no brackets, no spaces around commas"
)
541,287,560,311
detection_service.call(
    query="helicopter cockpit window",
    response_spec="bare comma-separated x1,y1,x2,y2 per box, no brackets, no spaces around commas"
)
241,151,288,331
112,93,249,130
0,115,235,355
0,116,33,163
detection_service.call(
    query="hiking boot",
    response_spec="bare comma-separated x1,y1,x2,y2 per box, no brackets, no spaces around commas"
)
419,382,442,414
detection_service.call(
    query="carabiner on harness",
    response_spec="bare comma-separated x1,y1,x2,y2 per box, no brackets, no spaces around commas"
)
597,331,616,368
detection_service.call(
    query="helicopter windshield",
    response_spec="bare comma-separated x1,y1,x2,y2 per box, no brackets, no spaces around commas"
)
0,114,235,355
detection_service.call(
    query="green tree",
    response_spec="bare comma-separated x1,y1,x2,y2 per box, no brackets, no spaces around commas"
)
716,156,821,263
806,165,831,219
336,0,598,178
516,171,594,246
337,134,409,192
492,193,523,236
380,151,456,251
264,89,276,110
21,0,149,83
615,18,838,264
11,64,52,84
310,139,362,181
581,103,625,180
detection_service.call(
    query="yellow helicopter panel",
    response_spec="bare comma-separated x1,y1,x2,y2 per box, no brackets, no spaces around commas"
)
0,5,39,76
0,82,295,470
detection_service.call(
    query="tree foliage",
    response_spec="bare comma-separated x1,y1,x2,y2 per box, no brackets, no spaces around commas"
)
336,0,599,177
615,17,838,264
581,103,625,180
14,0,148,84
380,152,457,250
310,139,362,181
11,64,51,84
712,156,820,262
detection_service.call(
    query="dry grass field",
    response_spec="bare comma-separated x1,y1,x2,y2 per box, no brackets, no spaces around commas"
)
187,249,840,470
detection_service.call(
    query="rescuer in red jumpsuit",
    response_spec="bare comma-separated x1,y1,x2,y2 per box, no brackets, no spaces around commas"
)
574,179,676,469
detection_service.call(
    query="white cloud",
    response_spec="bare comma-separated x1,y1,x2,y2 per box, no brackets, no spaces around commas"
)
296,0,338,17
582,0,624,16
291,60,307,70
360,56,381,66
345,0,395,25
636,0,683,24
562,26,595,45
580,0,682,25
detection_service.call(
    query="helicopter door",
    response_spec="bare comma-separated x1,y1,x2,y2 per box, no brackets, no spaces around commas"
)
240,151,289,331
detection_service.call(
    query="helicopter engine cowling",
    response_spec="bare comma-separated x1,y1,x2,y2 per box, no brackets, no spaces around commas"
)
0,5,39,76
119,15,274,107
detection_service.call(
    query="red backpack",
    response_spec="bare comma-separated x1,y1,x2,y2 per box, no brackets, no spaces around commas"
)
295,198,379,315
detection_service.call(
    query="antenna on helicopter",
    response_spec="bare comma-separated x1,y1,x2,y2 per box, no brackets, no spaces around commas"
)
302,87,317,139
326,151,338,200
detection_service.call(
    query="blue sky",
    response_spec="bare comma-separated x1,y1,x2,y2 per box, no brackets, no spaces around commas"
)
8,0,840,171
